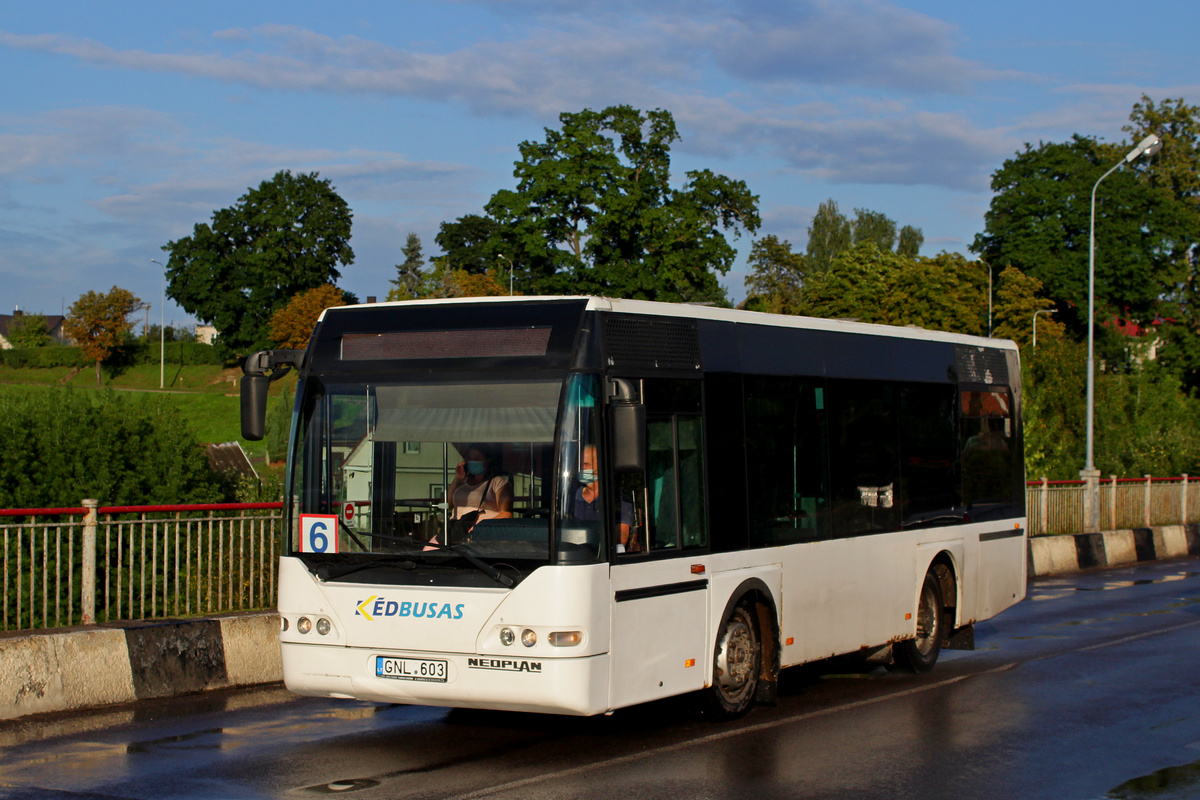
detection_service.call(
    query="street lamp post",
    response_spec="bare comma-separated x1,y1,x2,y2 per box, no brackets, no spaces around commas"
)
498,254,513,296
1082,133,1162,532
1032,308,1056,352
149,258,165,389
987,262,993,337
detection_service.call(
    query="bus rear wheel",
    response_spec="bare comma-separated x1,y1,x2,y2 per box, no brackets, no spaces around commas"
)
706,604,760,718
893,570,945,673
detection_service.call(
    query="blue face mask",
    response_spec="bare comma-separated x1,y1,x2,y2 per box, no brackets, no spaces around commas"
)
578,469,597,484
466,460,486,477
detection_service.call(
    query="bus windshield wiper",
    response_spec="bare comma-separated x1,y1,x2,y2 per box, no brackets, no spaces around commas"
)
424,540,516,588
337,517,370,551
316,557,417,581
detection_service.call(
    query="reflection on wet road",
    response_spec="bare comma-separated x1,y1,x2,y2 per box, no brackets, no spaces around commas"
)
3,558,1200,800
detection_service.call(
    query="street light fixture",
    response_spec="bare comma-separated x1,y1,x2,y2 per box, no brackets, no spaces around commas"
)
1082,133,1162,532
1032,308,1056,352
149,258,165,390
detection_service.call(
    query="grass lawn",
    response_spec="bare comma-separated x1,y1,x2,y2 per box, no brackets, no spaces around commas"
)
0,364,298,460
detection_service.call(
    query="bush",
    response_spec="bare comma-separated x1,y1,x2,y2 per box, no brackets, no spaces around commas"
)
0,388,230,508
0,341,226,370
136,341,226,366
0,346,88,368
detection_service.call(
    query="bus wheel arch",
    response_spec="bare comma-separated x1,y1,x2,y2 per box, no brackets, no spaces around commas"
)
894,553,957,673
706,579,780,717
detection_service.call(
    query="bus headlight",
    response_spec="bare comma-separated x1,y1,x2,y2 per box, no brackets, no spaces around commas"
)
499,627,515,646
521,629,537,647
297,616,312,634
316,617,332,636
549,631,582,647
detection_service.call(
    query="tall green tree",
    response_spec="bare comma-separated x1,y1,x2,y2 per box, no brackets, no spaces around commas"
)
163,170,354,359
805,199,851,275
797,244,986,335
971,134,1179,336
1123,95,1200,386
897,224,924,257
743,235,807,314
387,233,427,302
450,106,759,304
1125,96,1200,214
851,208,898,251
434,215,503,277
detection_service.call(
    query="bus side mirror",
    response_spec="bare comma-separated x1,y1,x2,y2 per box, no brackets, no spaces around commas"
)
609,378,645,472
241,373,270,440
240,349,305,442
612,403,646,472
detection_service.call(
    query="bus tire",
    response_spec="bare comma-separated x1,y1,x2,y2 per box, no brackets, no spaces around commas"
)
893,570,945,673
706,602,760,718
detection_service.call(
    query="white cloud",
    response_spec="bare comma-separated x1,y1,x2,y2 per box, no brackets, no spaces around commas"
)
0,2,1032,195
0,106,186,179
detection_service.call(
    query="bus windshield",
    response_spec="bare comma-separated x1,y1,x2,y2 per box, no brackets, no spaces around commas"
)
288,373,606,571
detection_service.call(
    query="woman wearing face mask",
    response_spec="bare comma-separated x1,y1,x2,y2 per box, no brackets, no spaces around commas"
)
446,444,513,539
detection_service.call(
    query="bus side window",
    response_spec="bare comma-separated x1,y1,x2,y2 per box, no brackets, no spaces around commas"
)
645,414,708,552
960,389,1015,520
744,376,830,546
648,417,678,549
615,379,708,557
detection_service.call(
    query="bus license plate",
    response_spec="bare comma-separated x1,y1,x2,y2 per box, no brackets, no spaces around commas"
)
376,656,448,683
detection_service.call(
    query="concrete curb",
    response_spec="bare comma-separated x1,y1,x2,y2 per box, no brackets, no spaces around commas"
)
0,611,281,721
5,524,1200,722
1027,523,1200,577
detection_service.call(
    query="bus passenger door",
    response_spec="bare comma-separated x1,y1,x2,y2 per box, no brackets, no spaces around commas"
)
610,381,710,709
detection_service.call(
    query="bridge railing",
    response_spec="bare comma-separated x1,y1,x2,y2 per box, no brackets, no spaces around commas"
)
1026,475,1197,536
4,479,1196,632
1,501,283,633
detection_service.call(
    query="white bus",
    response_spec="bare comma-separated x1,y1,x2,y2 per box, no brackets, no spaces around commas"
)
241,296,1026,717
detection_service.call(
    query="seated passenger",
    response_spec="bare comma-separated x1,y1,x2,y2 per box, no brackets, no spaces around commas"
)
572,445,637,553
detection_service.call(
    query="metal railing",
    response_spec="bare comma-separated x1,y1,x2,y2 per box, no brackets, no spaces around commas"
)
1,501,283,633
1026,475,1197,536
4,479,1195,631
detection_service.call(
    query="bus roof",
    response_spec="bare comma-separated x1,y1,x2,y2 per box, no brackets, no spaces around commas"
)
318,295,1017,352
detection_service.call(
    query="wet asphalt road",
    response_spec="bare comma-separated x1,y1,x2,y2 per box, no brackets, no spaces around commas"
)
3,557,1200,800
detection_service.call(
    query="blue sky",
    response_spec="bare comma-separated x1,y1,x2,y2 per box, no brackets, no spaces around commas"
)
2,1,1197,327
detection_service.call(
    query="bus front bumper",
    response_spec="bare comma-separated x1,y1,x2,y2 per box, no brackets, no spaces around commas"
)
281,641,612,716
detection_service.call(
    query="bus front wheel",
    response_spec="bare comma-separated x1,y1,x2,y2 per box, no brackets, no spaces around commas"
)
893,570,945,673
706,603,760,718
